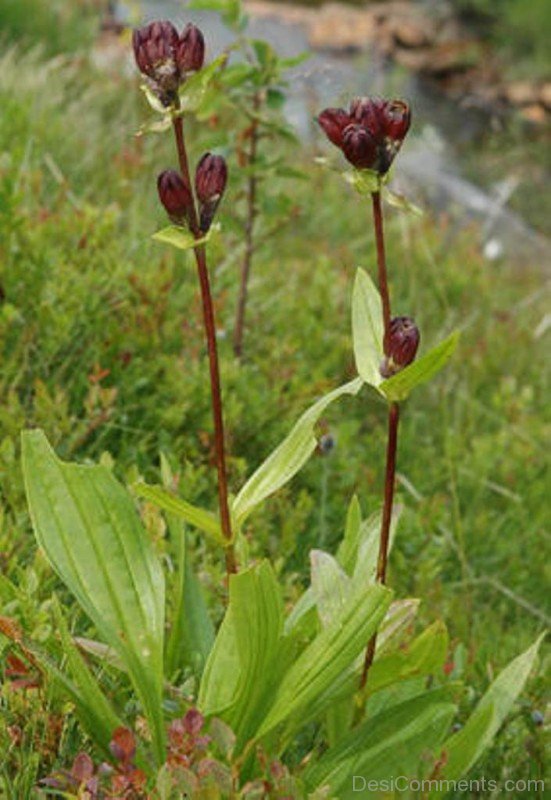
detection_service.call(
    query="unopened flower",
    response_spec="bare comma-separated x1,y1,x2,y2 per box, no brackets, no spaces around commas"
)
318,97,411,174
381,316,420,377
177,23,205,73
157,170,194,226
132,20,205,105
195,153,228,232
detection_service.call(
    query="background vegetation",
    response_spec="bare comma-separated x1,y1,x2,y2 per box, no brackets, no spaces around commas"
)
0,0,548,795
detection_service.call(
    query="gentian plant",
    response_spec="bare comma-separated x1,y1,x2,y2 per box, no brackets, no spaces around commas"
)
2,15,544,800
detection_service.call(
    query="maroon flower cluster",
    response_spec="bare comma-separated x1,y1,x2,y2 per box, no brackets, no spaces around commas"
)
318,97,411,174
381,316,420,377
132,20,204,105
157,153,228,233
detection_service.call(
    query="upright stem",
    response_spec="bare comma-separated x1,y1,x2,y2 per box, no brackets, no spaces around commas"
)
359,189,397,691
360,401,400,689
172,113,237,575
372,190,391,342
233,93,260,359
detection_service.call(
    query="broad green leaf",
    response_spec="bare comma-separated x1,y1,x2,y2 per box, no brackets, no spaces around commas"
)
22,430,166,762
287,608,437,737
257,582,391,739
179,55,227,112
380,331,459,402
430,633,545,795
134,483,224,544
306,689,456,797
199,561,285,749
232,378,362,524
152,225,210,252
352,269,384,388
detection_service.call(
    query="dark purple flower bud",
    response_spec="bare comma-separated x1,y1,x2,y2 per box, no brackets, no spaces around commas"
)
157,170,193,226
341,124,377,170
349,96,385,137
381,316,420,377
317,108,351,148
132,20,179,79
176,23,205,74
195,153,228,232
381,100,411,142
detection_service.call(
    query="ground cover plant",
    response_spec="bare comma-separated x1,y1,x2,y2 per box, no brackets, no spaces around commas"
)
0,1,549,797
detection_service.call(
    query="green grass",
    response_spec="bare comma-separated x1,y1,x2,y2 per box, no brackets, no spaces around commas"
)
0,14,549,798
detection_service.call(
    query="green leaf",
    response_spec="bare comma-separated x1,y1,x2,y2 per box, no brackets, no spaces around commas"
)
351,506,401,584
380,331,459,402
139,82,168,114
134,483,224,545
232,378,362,524
53,603,123,747
337,494,361,574
306,689,456,797
310,551,351,627
22,430,166,763
179,55,228,112
198,561,284,749
279,52,311,69
288,604,434,737
367,620,449,696
430,633,545,795
152,226,210,251
352,269,384,388
160,452,215,680
257,582,392,739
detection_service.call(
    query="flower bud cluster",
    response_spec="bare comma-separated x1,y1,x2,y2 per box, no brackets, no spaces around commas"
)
381,316,420,377
318,97,411,174
157,154,228,233
132,20,204,106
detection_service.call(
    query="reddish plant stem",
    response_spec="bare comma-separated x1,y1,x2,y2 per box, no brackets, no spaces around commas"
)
172,113,237,575
360,401,400,689
371,190,391,343
233,93,260,359
359,188,399,691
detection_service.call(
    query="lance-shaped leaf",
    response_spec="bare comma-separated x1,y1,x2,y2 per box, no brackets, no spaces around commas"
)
199,561,285,749
352,268,384,388
380,331,459,402
134,483,225,544
232,378,362,524
429,633,545,796
256,582,391,739
52,600,123,752
22,430,166,763
306,688,456,797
